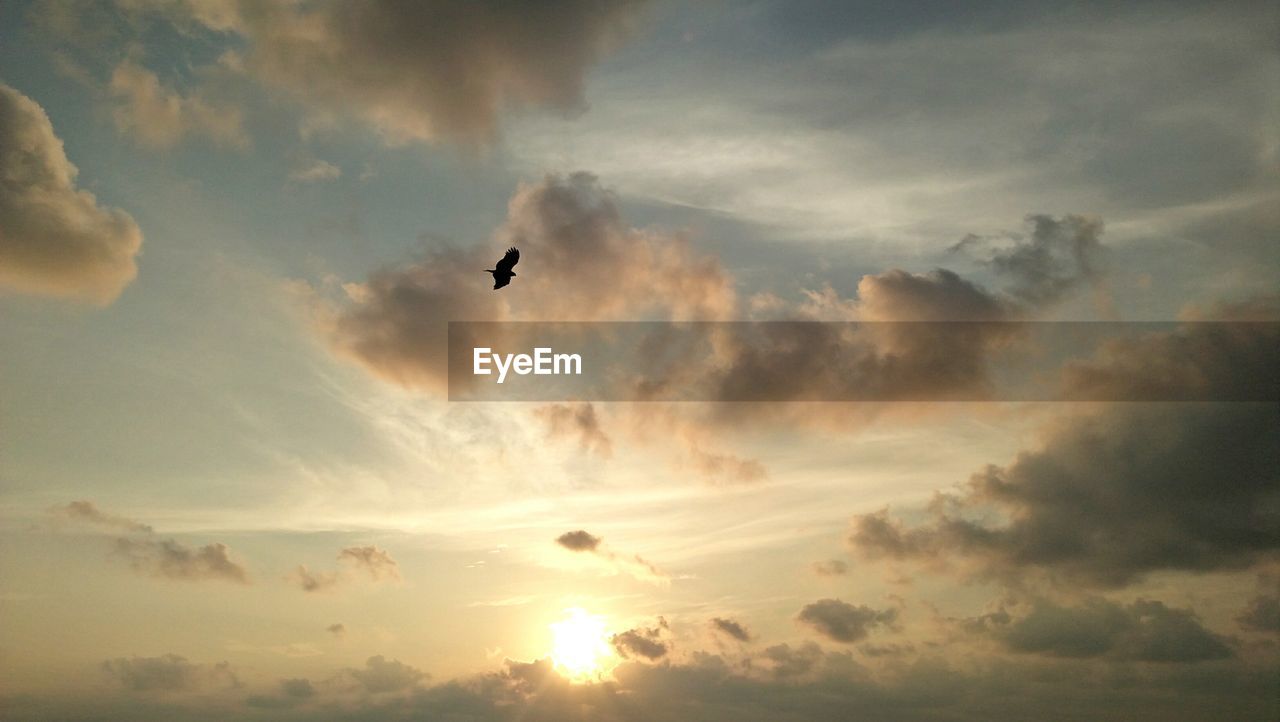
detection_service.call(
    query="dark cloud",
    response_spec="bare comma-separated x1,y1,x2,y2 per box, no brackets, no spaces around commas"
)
710,617,751,642
113,538,250,584
555,530,602,552
849,305,1280,587
710,267,1023,406
966,597,1235,663
279,678,315,699
102,654,238,692
1237,595,1280,633
812,559,849,576
1059,310,1280,402
952,214,1111,314
327,623,346,636
344,655,426,694
338,545,401,582
758,642,826,679
0,82,142,303
536,403,612,458
796,599,898,643
53,500,153,534
611,621,669,660
554,529,668,583
18,641,1275,721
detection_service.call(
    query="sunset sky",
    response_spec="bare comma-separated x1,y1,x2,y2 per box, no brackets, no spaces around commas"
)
1,1,1277,720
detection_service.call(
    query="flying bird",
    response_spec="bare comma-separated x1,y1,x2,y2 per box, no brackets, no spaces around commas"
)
486,247,520,290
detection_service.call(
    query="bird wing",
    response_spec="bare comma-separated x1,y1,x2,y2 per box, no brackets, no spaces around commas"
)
492,274,511,290
495,247,519,273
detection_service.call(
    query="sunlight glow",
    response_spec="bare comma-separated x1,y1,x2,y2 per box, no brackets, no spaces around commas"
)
550,607,612,680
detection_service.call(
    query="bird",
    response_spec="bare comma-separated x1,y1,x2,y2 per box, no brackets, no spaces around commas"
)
486,247,520,290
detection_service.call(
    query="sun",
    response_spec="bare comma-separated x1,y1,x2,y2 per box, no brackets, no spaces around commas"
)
550,607,612,680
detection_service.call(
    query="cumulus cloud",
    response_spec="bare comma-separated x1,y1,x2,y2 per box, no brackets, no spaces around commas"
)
952,214,1111,314
0,82,142,303
611,619,669,660
756,642,829,680
710,617,751,642
108,59,247,149
125,0,647,145
796,599,898,643
318,172,736,391
555,530,602,552
20,639,1273,721
102,654,238,692
343,655,426,694
53,500,153,533
849,304,1280,587
964,597,1235,663
114,538,250,584
279,678,315,698
536,403,612,457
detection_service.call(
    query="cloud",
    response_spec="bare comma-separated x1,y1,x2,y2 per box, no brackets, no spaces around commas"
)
554,529,668,584
327,623,346,637
128,0,647,145
279,678,315,698
53,500,153,533
113,538,250,584
21,638,1275,721
796,599,898,643
344,655,426,694
292,546,401,592
245,676,316,709
102,654,238,692
952,214,1111,314
1237,595,1280,633
290,565,339,593
0,82,142,303
555,530,602,552
289,159,341,183
812,560,849,577
849,304,1280,587
756,642,829,680
317,172,736,392
611,620,669,660
965,597,1235,663
338,545,402,582
710,617,751,642
108,59,247,149
536,403,612,458
50,500,250,584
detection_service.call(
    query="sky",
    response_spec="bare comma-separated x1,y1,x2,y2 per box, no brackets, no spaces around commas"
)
0,1,1277,720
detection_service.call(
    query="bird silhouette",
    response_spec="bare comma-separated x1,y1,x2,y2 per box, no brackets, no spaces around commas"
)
486,247,520,289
